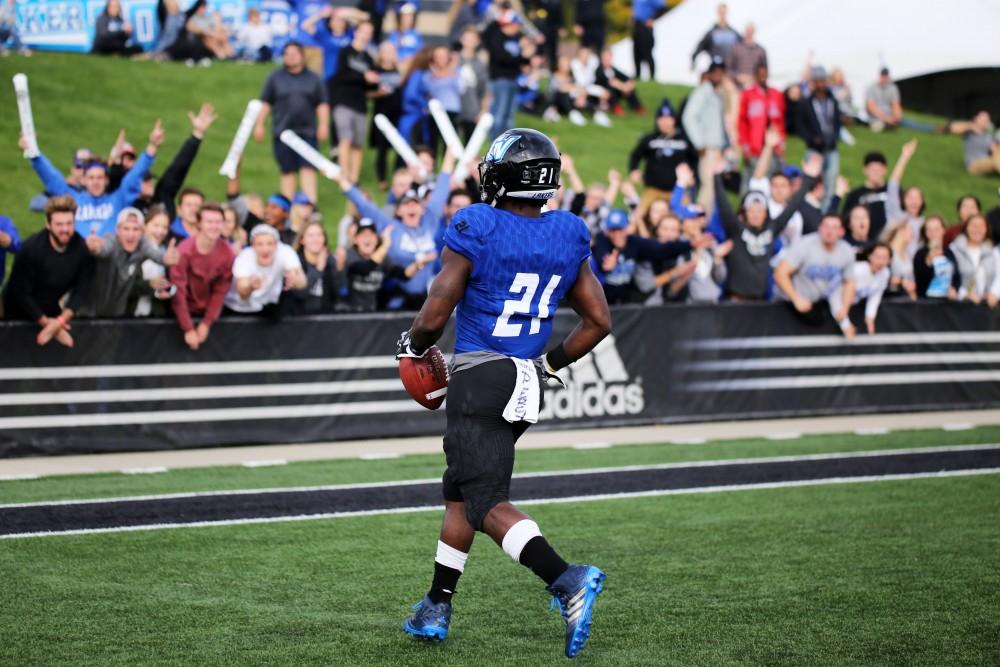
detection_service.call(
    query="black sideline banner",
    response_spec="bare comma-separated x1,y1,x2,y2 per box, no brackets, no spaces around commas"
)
2,302,999,458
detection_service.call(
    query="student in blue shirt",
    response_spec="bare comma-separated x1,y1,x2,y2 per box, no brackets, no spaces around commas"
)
397,49,432,147
337,152,455,310
0,215,23,287
20,120,163,238
289,0,329,73
387,2,423,66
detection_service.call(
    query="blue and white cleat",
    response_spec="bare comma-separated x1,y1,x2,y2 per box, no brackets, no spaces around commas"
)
547,564,606,658
402,596,451,641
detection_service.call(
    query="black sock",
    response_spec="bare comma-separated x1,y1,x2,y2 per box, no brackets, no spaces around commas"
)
427,561,462,605
518,536,569,586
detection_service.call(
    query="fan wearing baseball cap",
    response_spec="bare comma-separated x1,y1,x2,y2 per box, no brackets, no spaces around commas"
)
340,218,428,312
842,150,891,240
712,152,823,301
592,208,698,304
224,224,306,319
628,98,697,219
79,207,180,318
337,151,455,310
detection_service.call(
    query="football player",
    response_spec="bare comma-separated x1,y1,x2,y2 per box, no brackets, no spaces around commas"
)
396,128,612,658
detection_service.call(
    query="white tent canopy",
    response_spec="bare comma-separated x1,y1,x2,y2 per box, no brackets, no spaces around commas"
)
611,0,1000,107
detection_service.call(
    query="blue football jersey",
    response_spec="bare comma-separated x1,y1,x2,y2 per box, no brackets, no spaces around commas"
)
444,203,592,358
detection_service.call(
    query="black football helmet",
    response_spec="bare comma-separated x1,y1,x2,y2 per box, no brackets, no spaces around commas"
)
478,129,562,207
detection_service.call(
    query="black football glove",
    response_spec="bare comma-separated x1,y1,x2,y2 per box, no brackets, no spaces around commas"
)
395,330,428,360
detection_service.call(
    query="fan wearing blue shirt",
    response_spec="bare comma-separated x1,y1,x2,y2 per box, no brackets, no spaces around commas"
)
21,120,163,238
337,153,454,309
0,215,23,286
387,3,423,65
290,0,330,73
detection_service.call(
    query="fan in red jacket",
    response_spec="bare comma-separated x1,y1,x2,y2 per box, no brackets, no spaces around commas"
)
738,64,786,163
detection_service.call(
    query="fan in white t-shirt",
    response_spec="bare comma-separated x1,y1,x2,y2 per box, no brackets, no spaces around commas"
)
224,225,307,314
828,242,892,338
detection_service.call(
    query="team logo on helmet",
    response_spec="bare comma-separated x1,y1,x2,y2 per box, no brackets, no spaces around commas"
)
485,133,521,162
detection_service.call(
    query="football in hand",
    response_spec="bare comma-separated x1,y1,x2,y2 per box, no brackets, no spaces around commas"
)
399,345,449,410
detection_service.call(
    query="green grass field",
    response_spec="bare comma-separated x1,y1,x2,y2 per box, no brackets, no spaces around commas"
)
2,426,999,665
1,52,997,248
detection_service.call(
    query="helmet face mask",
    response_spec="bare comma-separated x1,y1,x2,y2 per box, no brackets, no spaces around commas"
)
478,129,562,207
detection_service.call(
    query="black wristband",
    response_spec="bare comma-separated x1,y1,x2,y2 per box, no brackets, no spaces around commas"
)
545,343,572,372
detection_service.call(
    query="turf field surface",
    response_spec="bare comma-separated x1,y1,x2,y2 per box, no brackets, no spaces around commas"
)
1,426,998,665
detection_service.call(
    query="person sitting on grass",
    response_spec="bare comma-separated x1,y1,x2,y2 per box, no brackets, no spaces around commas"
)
946,110,1000,177
0,0,32,56
569,46,612,127
863,67,936,133
594,46,644,116
92,0,143,56
543,55,590,126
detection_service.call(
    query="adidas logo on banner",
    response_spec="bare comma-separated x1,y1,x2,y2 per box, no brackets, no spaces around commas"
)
539,334,645,419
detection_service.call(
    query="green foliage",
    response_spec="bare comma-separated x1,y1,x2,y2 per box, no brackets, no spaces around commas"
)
605,0,632,41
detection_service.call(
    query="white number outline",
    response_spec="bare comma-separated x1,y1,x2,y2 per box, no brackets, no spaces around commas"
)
492,273,562,337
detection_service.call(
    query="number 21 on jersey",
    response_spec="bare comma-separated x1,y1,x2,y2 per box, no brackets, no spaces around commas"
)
492,272,562,337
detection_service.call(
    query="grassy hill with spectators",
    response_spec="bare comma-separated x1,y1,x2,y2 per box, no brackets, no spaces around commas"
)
1,51,997,243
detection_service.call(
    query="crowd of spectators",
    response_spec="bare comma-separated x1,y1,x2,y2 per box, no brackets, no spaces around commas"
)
3,0,1000,350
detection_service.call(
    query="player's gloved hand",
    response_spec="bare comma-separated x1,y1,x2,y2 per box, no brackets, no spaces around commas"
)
536,356,566,387
395,330,428,360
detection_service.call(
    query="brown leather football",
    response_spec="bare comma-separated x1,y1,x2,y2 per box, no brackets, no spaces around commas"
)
399,345,449,410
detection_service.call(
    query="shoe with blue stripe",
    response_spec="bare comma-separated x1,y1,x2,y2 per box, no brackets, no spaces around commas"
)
547,564,606,658
403,596,451,641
